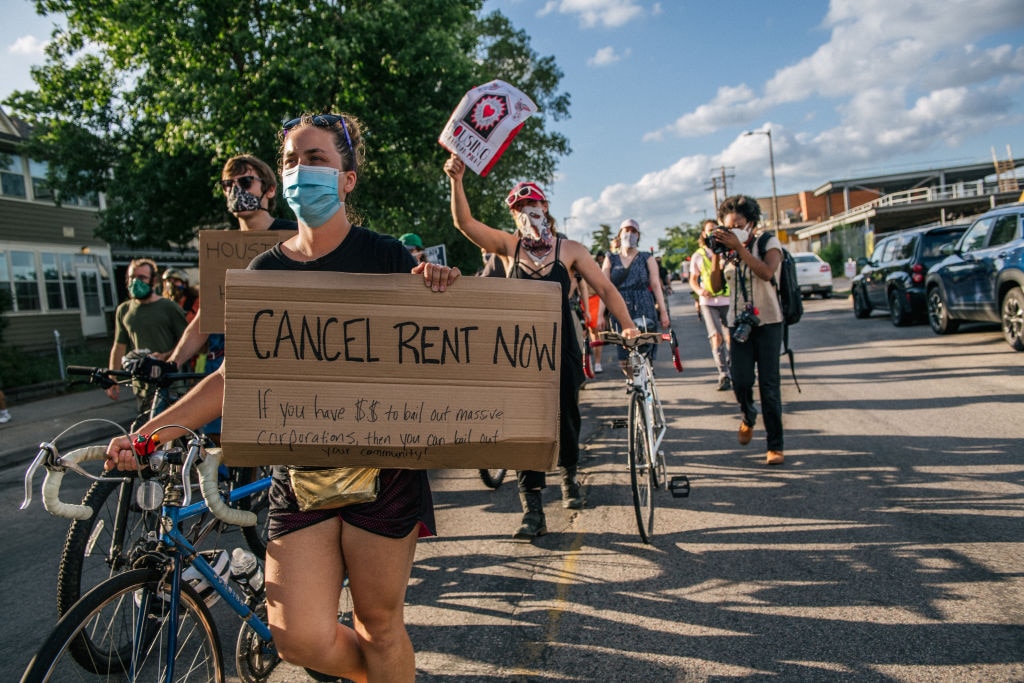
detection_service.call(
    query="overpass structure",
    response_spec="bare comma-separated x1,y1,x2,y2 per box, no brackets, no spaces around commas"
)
792,159,1024,241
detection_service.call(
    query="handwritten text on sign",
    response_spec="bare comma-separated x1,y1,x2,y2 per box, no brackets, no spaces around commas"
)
221,271,562,469
198,230,294,333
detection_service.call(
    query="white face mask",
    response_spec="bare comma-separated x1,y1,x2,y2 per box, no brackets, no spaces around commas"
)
731,228,750,244
621,231,639,249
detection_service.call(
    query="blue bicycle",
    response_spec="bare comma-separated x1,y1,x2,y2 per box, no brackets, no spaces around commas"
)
20,428,277,682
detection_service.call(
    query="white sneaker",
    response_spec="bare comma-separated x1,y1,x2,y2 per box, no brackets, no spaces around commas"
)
0,409,10,424
593,363,603,374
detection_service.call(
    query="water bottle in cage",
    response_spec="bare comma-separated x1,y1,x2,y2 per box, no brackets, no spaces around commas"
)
230,547,265,599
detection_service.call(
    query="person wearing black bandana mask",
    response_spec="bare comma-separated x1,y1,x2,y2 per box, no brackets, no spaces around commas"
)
444,152,642,539
106,258,188,413
165,155,297,441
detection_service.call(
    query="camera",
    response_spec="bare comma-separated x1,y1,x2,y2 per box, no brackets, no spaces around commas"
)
704,228,731,256
732,306,761,344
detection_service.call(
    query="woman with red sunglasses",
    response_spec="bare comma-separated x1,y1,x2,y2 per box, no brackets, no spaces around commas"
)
444,152,640,539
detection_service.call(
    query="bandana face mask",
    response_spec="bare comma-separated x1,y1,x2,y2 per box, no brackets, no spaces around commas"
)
515,206,554,263
226,185,264,214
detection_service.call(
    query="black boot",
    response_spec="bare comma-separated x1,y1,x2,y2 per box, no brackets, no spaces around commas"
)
513,490,547,539
559,466,584,509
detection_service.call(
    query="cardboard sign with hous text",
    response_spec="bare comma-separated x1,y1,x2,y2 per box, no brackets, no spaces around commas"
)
198,231,294,333
220,271,562,469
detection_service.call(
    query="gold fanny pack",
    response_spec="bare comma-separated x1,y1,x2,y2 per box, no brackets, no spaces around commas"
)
287,467,381,512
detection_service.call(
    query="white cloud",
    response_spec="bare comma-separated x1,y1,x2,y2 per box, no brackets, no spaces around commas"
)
587,46,629,67
570,0,1024,236
8,34,47,57
539,0,646,28
646,0,1024,140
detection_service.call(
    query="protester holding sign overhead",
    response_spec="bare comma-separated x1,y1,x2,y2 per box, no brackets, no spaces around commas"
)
107,112,460,683
444,152,641,539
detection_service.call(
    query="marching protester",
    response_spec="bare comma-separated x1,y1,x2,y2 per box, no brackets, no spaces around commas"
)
164,154,297,440
443,152,641,539
108,113,460,682
600,219,670,372
689,218,732,391
707,195,785,466
161,267,200,324
106,258,187,413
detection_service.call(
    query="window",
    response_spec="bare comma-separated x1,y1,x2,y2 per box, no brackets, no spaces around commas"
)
96,255,115,307
871,238,892,263
0,251,12,311
1,154,26,198
988,214,1020,248
11,251,41,311
61,254,80,308
28,159,53,202
960,218,993,253
42,253,64,309
895,235,918,260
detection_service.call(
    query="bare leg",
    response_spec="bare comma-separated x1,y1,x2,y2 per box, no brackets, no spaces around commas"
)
265,518,419,682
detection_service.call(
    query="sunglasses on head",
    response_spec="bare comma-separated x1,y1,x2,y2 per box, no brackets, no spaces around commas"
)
219,175,259,192
505,184,546,208
283,114,356,168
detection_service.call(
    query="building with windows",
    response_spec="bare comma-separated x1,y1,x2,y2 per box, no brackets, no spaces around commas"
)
1,108,118,352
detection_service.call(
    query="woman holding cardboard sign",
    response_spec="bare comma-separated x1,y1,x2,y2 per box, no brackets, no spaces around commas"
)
444,152,641,539
106,113,460,683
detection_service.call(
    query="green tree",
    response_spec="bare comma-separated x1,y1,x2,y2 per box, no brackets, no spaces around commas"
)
588,223,614,255
5,1,569,271
656,222,701,273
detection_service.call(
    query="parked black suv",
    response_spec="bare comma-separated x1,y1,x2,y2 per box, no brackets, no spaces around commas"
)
925,203,1024,351
852,222,969,326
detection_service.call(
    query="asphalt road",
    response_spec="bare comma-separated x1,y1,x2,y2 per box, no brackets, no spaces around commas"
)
2,287,1022,682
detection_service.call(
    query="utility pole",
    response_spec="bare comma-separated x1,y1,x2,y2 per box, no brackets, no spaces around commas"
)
704,166,734,217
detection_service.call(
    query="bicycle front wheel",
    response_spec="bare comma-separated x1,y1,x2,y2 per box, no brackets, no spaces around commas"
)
57,471,159,616
22,568,224,683
628,393,655,543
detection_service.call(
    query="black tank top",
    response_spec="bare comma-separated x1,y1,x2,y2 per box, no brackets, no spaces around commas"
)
509,238,584,388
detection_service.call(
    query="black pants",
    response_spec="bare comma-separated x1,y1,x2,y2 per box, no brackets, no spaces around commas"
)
729,322,784,452
518,367,581,492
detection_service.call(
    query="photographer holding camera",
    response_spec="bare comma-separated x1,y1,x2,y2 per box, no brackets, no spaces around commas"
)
707,195,785,466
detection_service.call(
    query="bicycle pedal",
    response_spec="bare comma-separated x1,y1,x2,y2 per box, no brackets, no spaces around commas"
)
668,475,691,498
610,418,627,429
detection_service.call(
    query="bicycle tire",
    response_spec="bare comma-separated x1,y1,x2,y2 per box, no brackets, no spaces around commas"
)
478,469,507,489
628,393,655,543
56,470,158,619
22,567,224,683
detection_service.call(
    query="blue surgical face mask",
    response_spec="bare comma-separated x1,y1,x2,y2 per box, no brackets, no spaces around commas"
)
282,164,344,227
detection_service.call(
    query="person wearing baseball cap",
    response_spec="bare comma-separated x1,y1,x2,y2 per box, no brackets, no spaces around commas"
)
444,152,641,539
399,232,427,263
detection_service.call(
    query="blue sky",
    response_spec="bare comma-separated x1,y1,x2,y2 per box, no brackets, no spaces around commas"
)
4,0,1024,246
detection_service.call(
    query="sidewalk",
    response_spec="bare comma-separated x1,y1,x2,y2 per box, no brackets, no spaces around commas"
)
0,388,138,469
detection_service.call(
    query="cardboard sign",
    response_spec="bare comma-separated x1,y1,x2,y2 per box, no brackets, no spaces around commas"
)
438,80,536,177
198,231,294,333
220,271,562,469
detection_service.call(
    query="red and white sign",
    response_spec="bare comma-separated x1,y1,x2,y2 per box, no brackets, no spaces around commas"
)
438,80,536,177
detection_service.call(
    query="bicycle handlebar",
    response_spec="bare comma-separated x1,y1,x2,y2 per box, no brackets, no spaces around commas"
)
22,426,257,528
591,331,667,349
66,365,206,390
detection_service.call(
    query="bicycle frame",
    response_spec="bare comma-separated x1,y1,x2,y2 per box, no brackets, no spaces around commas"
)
626,350,666,466
155,477,274,674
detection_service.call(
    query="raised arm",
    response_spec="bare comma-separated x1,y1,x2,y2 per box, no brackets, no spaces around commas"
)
443,154,518,257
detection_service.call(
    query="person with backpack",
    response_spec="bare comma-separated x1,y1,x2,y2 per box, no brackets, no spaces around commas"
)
707,194,786,466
